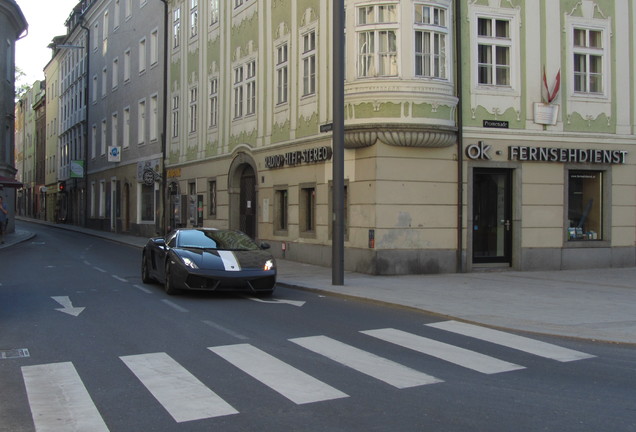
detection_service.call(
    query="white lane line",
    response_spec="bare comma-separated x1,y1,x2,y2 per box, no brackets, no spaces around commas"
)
202,320,249,340
134,284,153,294
361,328,525,375
209,344,349,404
93,267,107,273
112,275,128,283
120,352,237,422
290,335,443,389
161,299,189,313
22,362,110,432
426,320,596,362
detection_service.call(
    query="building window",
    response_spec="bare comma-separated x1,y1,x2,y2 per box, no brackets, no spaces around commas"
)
139,38,147,73
112,58,119,89
114,0,120,29
140,183,155,222
414,4,448,79
123,107,130,148
573,28,603,94
99,181,106,217
91,124,97,159
149,94,158,141
172,95,179,137
101,119,107,155
111,113,118,148
124,49,131,82
476,17,511,86
276,43,288,104
300,185,316,234
101,68,107,97
210,0,219,26
233,66,244,118
208,179,217,216
356,4,398,77
567,171,603,241
138,100,146,144
150,29,159,65
90,181,96,217
246,60,256,115
208,78,218,128
190,0,198,37
173,7,181,48
125,0,132,18
92,23,99,51
274,188,288,233
92,75,98,102
103,11,109,54
189,87,198,132
301,30,316,95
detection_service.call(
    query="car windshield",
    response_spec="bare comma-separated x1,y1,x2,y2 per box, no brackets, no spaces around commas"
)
176,229,260,251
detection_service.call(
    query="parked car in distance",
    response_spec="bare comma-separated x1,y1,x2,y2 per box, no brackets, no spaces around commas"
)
142,228,276,296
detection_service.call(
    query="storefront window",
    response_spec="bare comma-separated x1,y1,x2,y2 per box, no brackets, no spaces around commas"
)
274,188,288,232
140,184,154,222
567,170,602,240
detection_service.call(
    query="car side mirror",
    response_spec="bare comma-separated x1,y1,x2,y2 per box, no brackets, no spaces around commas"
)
153,238,166,249
260,242,271,250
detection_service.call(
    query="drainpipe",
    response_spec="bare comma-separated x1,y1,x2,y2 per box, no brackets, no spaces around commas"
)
80,22,90,228
455,0,464,273
160,0,169,234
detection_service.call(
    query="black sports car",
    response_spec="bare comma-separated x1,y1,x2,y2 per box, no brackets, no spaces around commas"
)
141,228,276,295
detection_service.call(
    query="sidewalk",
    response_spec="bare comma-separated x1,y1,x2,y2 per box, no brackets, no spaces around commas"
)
5,218,636,344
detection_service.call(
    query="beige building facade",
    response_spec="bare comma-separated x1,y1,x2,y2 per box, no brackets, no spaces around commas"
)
165,0,635,274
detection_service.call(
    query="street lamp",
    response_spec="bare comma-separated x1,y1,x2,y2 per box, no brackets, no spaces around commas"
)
332,1,345,285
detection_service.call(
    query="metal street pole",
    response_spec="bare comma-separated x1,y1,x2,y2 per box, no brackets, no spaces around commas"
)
332,0,345,285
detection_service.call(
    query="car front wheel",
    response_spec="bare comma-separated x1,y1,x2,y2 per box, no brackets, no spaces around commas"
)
141,253,153,284
164,261,179,295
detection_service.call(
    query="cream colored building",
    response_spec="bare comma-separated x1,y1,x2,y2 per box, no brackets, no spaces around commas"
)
164,0,635,274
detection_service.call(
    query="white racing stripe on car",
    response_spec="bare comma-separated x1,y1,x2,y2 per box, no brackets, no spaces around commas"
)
218,250,241,271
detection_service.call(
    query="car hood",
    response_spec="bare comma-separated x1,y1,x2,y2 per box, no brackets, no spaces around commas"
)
175,248,274,272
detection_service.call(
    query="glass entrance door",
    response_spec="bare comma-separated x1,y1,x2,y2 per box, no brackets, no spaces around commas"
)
472,168,512,264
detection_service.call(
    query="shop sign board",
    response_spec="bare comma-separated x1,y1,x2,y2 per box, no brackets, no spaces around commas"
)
265,146,333,169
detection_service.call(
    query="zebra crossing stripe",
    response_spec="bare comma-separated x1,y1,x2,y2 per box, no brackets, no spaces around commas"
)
426,320,596,362
21,362,110,432
290,335,443,389
361,328,525,374
120,352,238,422
209,344,349,404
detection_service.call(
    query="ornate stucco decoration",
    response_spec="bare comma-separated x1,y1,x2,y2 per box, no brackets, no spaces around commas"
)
344,124,457,149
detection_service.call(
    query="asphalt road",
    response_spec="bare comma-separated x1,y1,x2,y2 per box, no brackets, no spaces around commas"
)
0,224,634,432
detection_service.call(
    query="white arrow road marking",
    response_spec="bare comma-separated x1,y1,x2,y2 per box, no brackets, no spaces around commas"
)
246,297,306,307
51,296,85,317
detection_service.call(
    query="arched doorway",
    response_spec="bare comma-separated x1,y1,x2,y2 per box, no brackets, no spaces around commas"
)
228,152,258,239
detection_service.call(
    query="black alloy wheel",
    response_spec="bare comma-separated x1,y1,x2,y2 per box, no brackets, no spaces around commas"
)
164,261,178,295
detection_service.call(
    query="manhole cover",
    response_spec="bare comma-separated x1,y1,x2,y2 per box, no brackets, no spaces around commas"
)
0,349,30,359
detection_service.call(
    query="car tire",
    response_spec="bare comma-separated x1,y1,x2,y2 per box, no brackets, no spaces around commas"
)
164,261,178,295
257,288,275,298
141,253,153,284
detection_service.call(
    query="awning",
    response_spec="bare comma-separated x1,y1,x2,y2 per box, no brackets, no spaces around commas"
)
0,176,23,188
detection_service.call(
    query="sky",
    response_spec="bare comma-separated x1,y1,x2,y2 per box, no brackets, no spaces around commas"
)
15,0,80,86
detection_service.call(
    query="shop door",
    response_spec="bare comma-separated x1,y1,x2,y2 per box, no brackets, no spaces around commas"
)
472,168,512,264
239,165,256,239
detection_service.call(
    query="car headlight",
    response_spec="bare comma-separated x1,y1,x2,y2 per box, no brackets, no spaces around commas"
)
181,257,199,269
264,259,274,271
